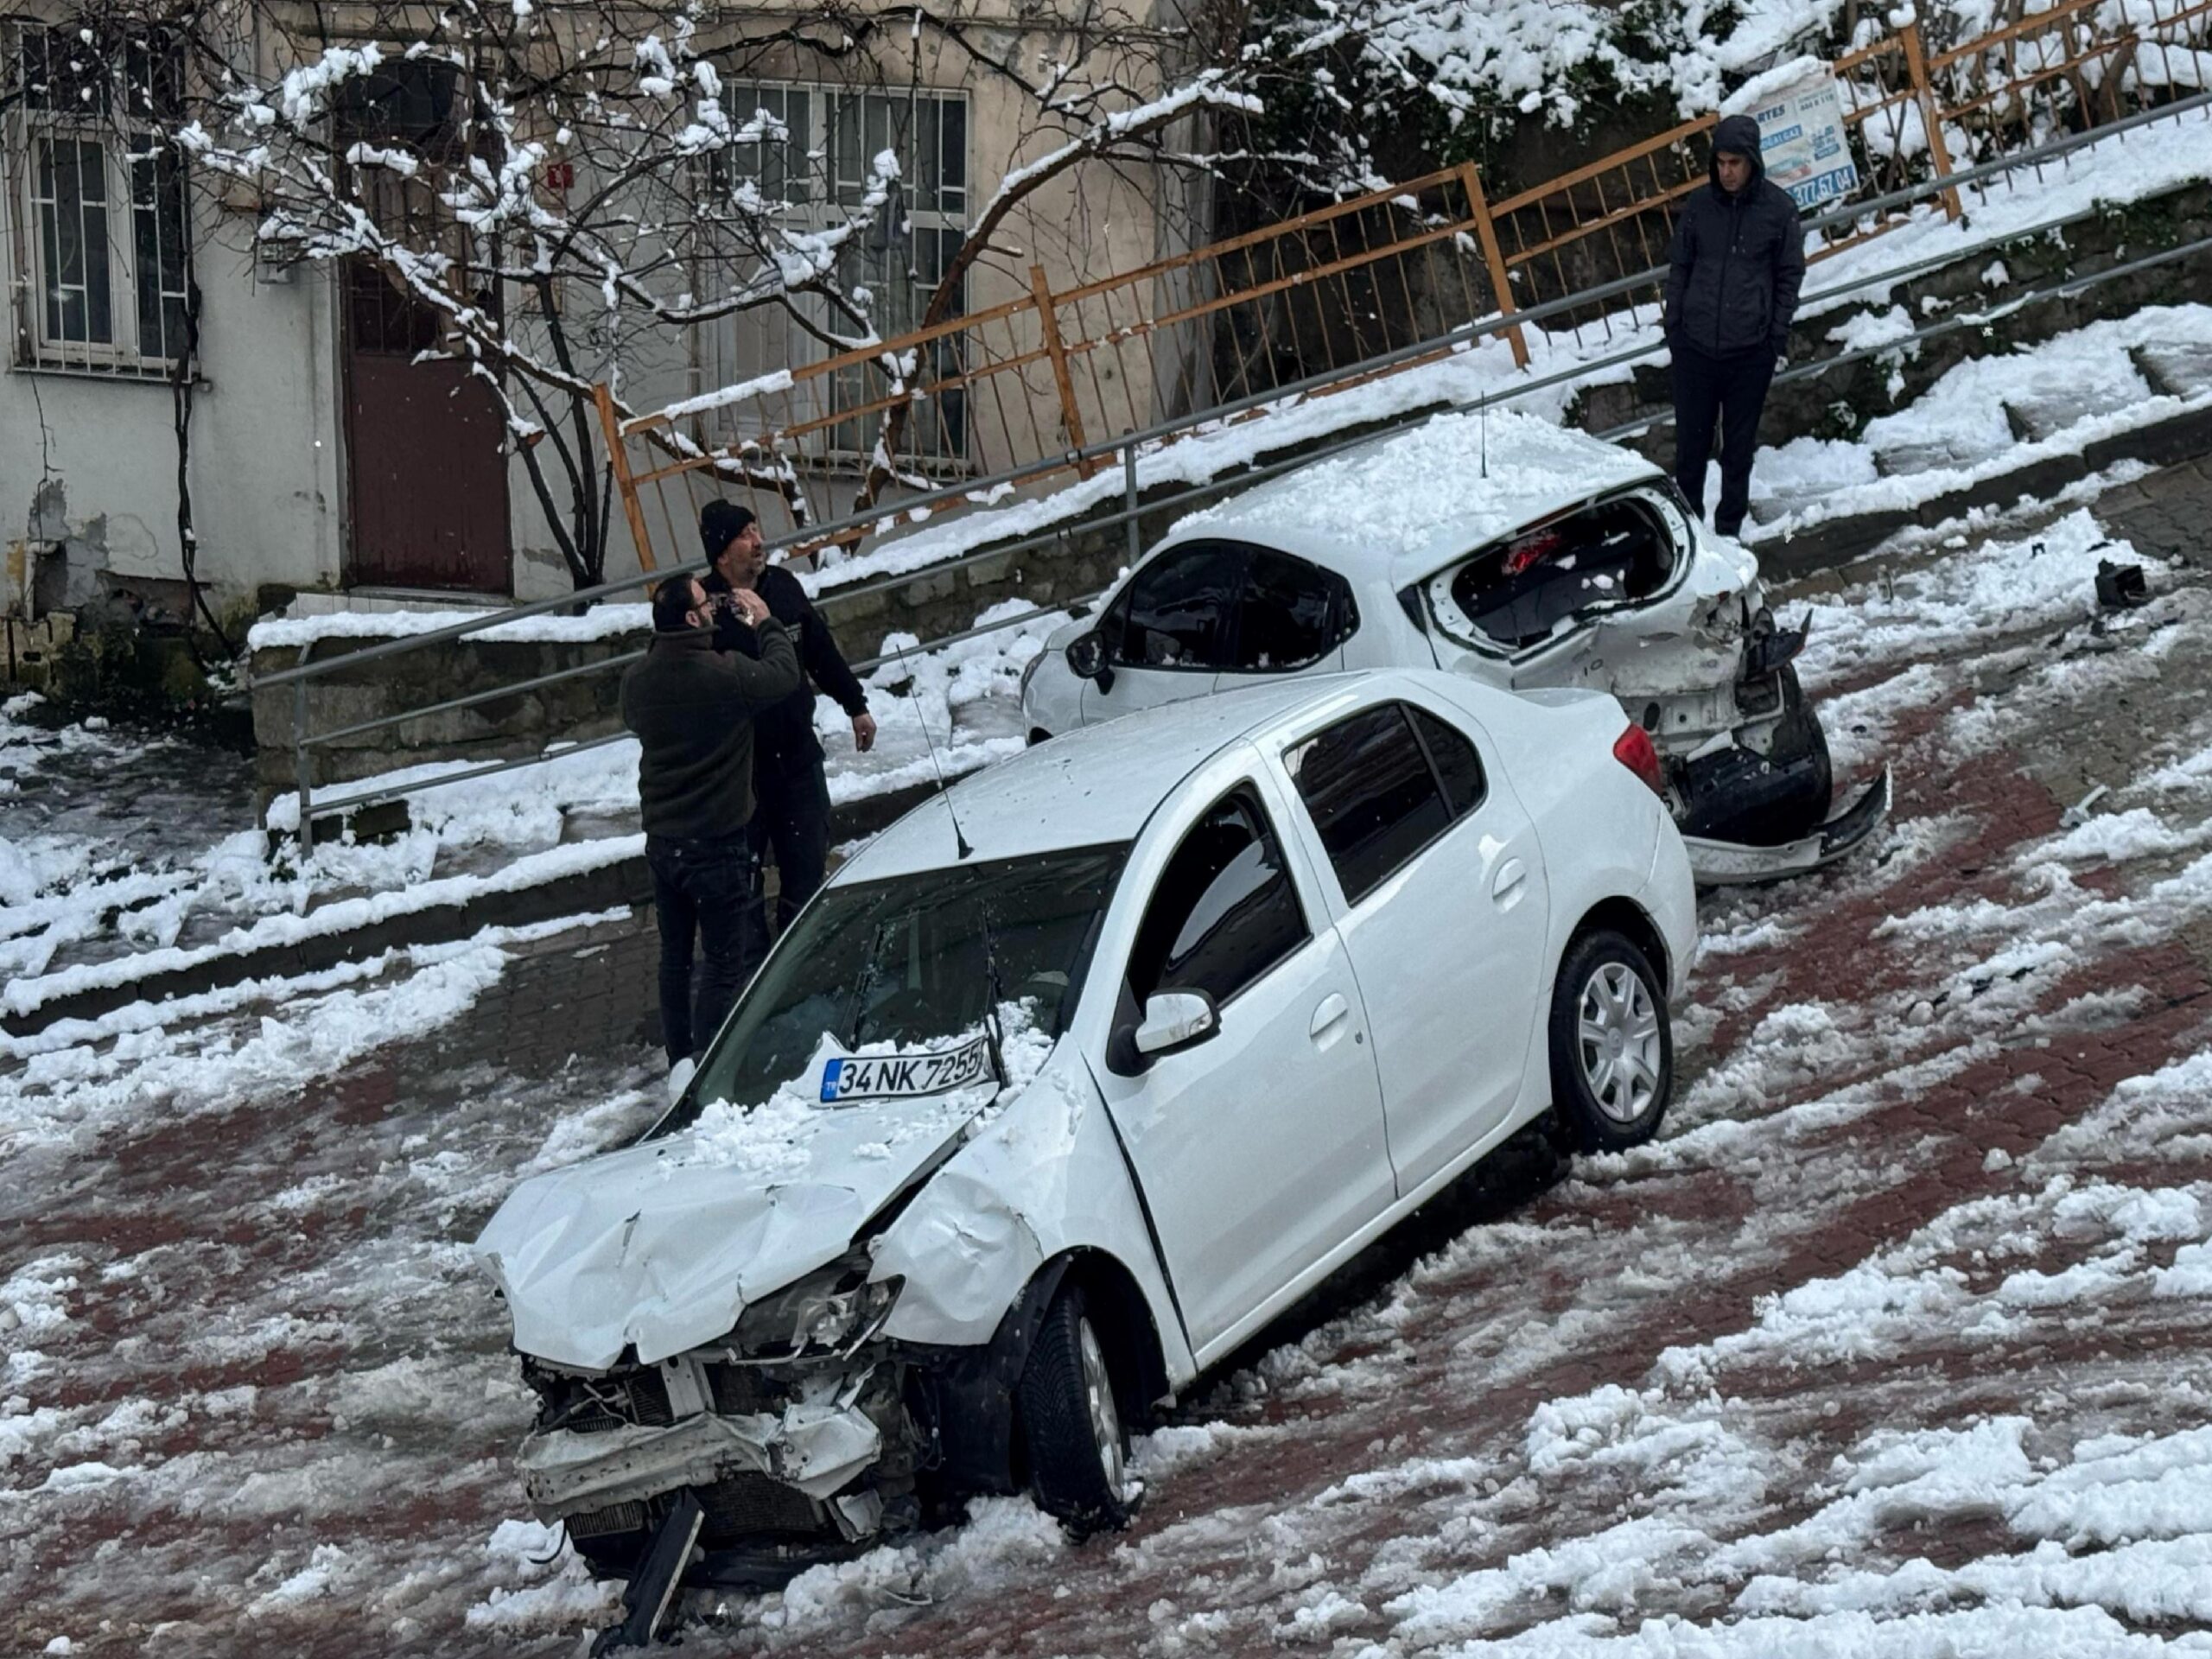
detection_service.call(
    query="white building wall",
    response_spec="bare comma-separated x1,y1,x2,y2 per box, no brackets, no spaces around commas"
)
3,211,343,616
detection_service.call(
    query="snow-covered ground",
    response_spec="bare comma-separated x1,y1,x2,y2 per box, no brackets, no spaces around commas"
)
0,605,1058,1022
10,470,2212,1655
29,264,2212,1021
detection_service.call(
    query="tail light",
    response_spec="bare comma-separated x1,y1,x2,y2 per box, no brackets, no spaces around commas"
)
1613,722,1666,797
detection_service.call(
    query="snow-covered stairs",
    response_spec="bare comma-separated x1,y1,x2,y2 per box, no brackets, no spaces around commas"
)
0,613,1051,1037
1745,303,2212,563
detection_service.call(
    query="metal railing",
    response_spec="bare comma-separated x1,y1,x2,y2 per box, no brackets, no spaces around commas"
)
253,86,2212,829
601,0,2211,561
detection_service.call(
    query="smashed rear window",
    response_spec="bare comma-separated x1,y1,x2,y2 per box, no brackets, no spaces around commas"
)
1426,493,1679,652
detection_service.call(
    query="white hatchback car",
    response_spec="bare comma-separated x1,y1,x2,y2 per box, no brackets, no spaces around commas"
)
474,670,1694,1630
1022,409,1889,884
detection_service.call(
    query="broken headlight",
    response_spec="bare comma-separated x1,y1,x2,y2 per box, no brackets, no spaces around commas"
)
730,1255,904,1358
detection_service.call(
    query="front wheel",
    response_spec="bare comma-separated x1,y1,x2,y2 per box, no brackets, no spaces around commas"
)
1548,930,1673,1153
1017,1286,1138,1535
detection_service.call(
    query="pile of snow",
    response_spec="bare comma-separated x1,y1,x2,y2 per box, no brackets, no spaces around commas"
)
247,601,652,652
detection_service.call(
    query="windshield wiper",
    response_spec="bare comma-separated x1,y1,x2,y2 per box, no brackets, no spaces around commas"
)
846,918,893,1050
976,898,1010,1091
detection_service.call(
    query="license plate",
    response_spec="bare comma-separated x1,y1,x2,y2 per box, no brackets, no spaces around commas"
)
820,1035,994,1104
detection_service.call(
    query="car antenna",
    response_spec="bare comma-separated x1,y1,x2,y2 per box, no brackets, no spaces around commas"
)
1480,388,1490,480
890,633,973,860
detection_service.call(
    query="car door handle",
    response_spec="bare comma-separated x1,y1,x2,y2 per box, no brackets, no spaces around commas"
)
1492,857,1528,909
1309,992,1351,1049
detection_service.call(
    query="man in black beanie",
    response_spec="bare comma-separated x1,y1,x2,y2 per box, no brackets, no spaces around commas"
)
698,501,877,955
621,571,799,1082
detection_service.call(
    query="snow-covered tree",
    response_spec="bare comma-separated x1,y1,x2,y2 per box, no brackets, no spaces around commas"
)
70,0,1262,587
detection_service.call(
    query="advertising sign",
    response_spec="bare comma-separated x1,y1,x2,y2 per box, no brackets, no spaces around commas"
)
1746,66,1861,210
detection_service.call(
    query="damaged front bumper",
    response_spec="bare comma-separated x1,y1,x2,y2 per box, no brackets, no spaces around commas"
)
519,1349,920,1591
521,1377,884,1519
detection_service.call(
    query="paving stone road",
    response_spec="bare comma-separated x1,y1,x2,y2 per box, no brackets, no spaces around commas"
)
10,457,2212,1656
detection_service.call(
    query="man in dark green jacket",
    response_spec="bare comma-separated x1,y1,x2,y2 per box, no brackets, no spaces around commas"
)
620,573,800,1075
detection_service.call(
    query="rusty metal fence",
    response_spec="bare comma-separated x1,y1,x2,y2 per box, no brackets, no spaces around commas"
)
601,0,2212,569
602,166,1508,568
252,79,2212,832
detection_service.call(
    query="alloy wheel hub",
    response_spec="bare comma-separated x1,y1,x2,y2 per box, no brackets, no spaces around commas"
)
1577,962,1662,1123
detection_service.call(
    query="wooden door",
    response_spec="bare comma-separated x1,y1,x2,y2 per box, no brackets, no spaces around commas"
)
341,259,512,594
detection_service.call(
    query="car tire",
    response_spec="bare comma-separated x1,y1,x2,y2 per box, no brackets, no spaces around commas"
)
1017,1285,1138,1535
1548,929,1673,1153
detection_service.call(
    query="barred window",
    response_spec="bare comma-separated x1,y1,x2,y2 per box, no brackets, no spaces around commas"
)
704,82,969,466
7,23,191,374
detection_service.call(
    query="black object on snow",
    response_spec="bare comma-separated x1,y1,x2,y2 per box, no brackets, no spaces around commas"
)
2096,558,2150,610
592,1487,704,1654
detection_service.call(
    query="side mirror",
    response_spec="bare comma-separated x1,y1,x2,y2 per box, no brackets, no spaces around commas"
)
1065,631,1114,693
1133,989,1218,1058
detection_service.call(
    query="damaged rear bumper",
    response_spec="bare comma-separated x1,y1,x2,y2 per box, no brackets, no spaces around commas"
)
1683,766,1891,885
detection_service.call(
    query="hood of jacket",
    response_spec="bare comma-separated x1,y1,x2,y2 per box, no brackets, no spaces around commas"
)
1710,114,1767,191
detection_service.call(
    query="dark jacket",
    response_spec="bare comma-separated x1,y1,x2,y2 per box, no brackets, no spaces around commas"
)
702,563,870,779
620,622,800,840
1663,113,1808,359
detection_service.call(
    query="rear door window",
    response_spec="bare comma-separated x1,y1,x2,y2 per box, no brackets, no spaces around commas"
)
1285,703,1453,906
1407,706,1487,817
1231,549,1355,671
1128,791,1309,1007
1106,542,1245,671
1426,493,1679,652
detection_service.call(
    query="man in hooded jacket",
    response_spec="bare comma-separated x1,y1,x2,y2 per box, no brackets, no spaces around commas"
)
1662,113,1808,539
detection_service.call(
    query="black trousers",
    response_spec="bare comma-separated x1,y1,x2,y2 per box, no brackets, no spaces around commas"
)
750,761,832,944
646,831,763,1066
1671,341,1776,537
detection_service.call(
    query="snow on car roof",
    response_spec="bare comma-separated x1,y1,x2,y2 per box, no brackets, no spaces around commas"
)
1168,409,1664,590
844,676,1365,879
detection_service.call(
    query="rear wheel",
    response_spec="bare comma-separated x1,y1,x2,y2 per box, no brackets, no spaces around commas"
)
1017,1286,1138,1534
1548,930,1673,1152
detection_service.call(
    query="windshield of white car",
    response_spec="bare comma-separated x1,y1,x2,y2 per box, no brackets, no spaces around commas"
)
657,843,1129,1130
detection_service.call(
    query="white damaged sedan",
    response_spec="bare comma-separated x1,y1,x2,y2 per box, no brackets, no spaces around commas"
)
1020,409,1890,885
474,668,1695,1621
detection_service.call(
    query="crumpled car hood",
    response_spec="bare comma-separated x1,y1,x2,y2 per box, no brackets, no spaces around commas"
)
473,1088,986,1370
